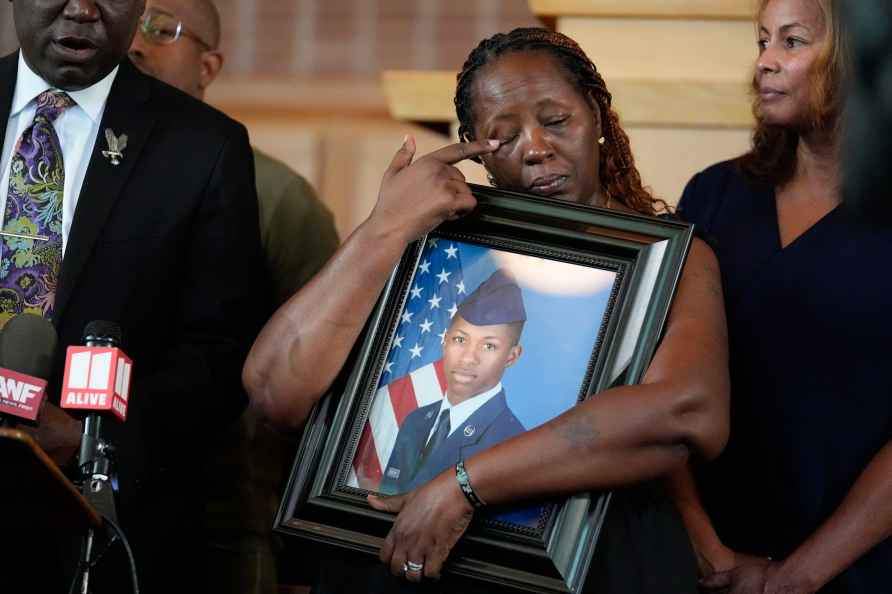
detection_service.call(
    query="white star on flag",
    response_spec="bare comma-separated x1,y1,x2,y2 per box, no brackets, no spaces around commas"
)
456,281,466,295
419,260,431,274
409,343,423,359
392,335,404,349
419,319,433,334
444,244,458,259
410,285,423,299
428,294,442,309
384,361,394,374
448,303,458,318
428,238,439,248
438,330,447,344
436,269,451,284
401,311,414,324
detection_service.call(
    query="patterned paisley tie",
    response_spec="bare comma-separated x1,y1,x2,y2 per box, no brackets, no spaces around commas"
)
0,90,74,328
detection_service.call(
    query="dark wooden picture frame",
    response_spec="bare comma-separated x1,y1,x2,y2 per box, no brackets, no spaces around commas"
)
274,184,694,593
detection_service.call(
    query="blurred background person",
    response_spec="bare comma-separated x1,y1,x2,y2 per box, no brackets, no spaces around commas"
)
842,0,892,222
129,2,339,592
674,0,892,592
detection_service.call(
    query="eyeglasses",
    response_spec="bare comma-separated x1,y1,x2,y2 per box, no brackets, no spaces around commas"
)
138,8,213,50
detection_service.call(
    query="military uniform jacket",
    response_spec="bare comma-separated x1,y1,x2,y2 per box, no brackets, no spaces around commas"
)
379,390,524,494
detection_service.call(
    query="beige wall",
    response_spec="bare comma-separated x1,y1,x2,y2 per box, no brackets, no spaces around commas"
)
552,4,759,203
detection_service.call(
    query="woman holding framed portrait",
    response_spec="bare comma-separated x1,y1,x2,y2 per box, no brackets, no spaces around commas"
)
243,28,730,593
673,1,892,593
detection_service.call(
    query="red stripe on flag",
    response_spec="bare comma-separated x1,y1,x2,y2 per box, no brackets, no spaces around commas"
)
389,375,419,426
353,421,383,490
434,358,448,394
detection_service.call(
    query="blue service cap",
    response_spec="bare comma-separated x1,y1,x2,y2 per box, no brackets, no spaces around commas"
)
457,268,527,326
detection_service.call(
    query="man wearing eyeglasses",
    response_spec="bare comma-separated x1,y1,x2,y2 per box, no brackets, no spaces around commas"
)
0,0,267,592
129,2,340,593
129,0,221,101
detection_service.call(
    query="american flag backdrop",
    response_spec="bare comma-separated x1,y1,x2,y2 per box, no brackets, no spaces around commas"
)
349,238,477,491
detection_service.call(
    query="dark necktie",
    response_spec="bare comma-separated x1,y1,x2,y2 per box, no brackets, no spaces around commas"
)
418,409,451,468
0,90,74,329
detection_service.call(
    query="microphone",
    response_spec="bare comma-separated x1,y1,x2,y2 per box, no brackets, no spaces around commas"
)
0,314,57,426
61,321,133,523
61,321,133,421
62,321,137,593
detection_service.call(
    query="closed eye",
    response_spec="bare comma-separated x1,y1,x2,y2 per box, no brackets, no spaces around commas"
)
496,134,517,148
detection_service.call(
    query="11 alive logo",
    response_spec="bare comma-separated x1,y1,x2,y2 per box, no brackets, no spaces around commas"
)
61,347,133,421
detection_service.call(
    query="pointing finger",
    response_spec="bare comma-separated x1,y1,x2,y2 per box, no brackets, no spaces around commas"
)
383,135,417,181
425,139,500,166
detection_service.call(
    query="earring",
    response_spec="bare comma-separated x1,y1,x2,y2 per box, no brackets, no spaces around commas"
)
598,136,606,145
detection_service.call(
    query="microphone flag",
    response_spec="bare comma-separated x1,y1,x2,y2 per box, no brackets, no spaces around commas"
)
0,368,47,421
60,346,133,421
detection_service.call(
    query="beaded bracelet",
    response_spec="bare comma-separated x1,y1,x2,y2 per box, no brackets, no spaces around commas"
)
455,460,486,508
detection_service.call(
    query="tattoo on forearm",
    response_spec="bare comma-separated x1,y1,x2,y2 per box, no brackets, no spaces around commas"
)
555,418,599,447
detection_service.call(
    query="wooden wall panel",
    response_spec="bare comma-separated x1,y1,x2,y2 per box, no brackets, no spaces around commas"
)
559,17,757,83
529,0,757,20
625,126,751,204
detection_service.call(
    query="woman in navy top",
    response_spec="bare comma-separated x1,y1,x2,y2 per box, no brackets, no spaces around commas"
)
674,0,892,592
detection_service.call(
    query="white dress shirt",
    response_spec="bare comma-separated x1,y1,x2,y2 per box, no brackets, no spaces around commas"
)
0,52,118,257
426,382,504,445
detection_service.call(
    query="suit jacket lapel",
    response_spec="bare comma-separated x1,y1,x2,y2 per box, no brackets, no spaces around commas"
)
0,52,19,163
55,60,155,325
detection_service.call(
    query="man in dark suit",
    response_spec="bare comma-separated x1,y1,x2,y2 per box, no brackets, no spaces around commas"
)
1,0,266,591
379,269,526,495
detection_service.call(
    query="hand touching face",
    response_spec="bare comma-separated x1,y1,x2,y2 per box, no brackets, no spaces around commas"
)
471,50,603,206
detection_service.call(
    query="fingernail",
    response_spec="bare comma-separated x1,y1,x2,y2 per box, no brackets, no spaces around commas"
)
402,134,409,147
487,139,500,148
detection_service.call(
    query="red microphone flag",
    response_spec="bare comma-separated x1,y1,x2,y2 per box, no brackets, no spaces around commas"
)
60,346,133,421
0,368,47,422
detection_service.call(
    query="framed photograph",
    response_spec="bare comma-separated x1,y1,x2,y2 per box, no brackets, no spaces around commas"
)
274,184,694,593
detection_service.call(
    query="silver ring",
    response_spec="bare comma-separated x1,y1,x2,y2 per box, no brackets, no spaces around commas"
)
406,560,424,573
401,562,409,575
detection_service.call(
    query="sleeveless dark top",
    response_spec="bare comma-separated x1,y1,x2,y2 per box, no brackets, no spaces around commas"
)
678,159,892,593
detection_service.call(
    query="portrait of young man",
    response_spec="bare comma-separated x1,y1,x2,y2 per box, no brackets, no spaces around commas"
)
378,268,526,495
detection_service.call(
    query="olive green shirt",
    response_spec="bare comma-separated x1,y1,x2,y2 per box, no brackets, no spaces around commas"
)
253,148,339,306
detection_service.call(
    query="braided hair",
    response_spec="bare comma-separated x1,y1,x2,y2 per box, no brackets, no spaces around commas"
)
455,27,666,215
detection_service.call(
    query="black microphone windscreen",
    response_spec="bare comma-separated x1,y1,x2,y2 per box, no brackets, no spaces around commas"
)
82,320,122,347
0,313,58,380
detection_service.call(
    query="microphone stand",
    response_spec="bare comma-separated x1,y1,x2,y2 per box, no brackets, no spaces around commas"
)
77,414,118,594
75,336,120,594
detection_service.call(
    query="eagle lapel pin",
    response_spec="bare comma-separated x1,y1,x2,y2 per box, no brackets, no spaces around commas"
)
102,128,128,166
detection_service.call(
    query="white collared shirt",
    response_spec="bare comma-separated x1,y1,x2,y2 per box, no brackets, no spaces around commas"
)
426,382,504,446
0,52,118,256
